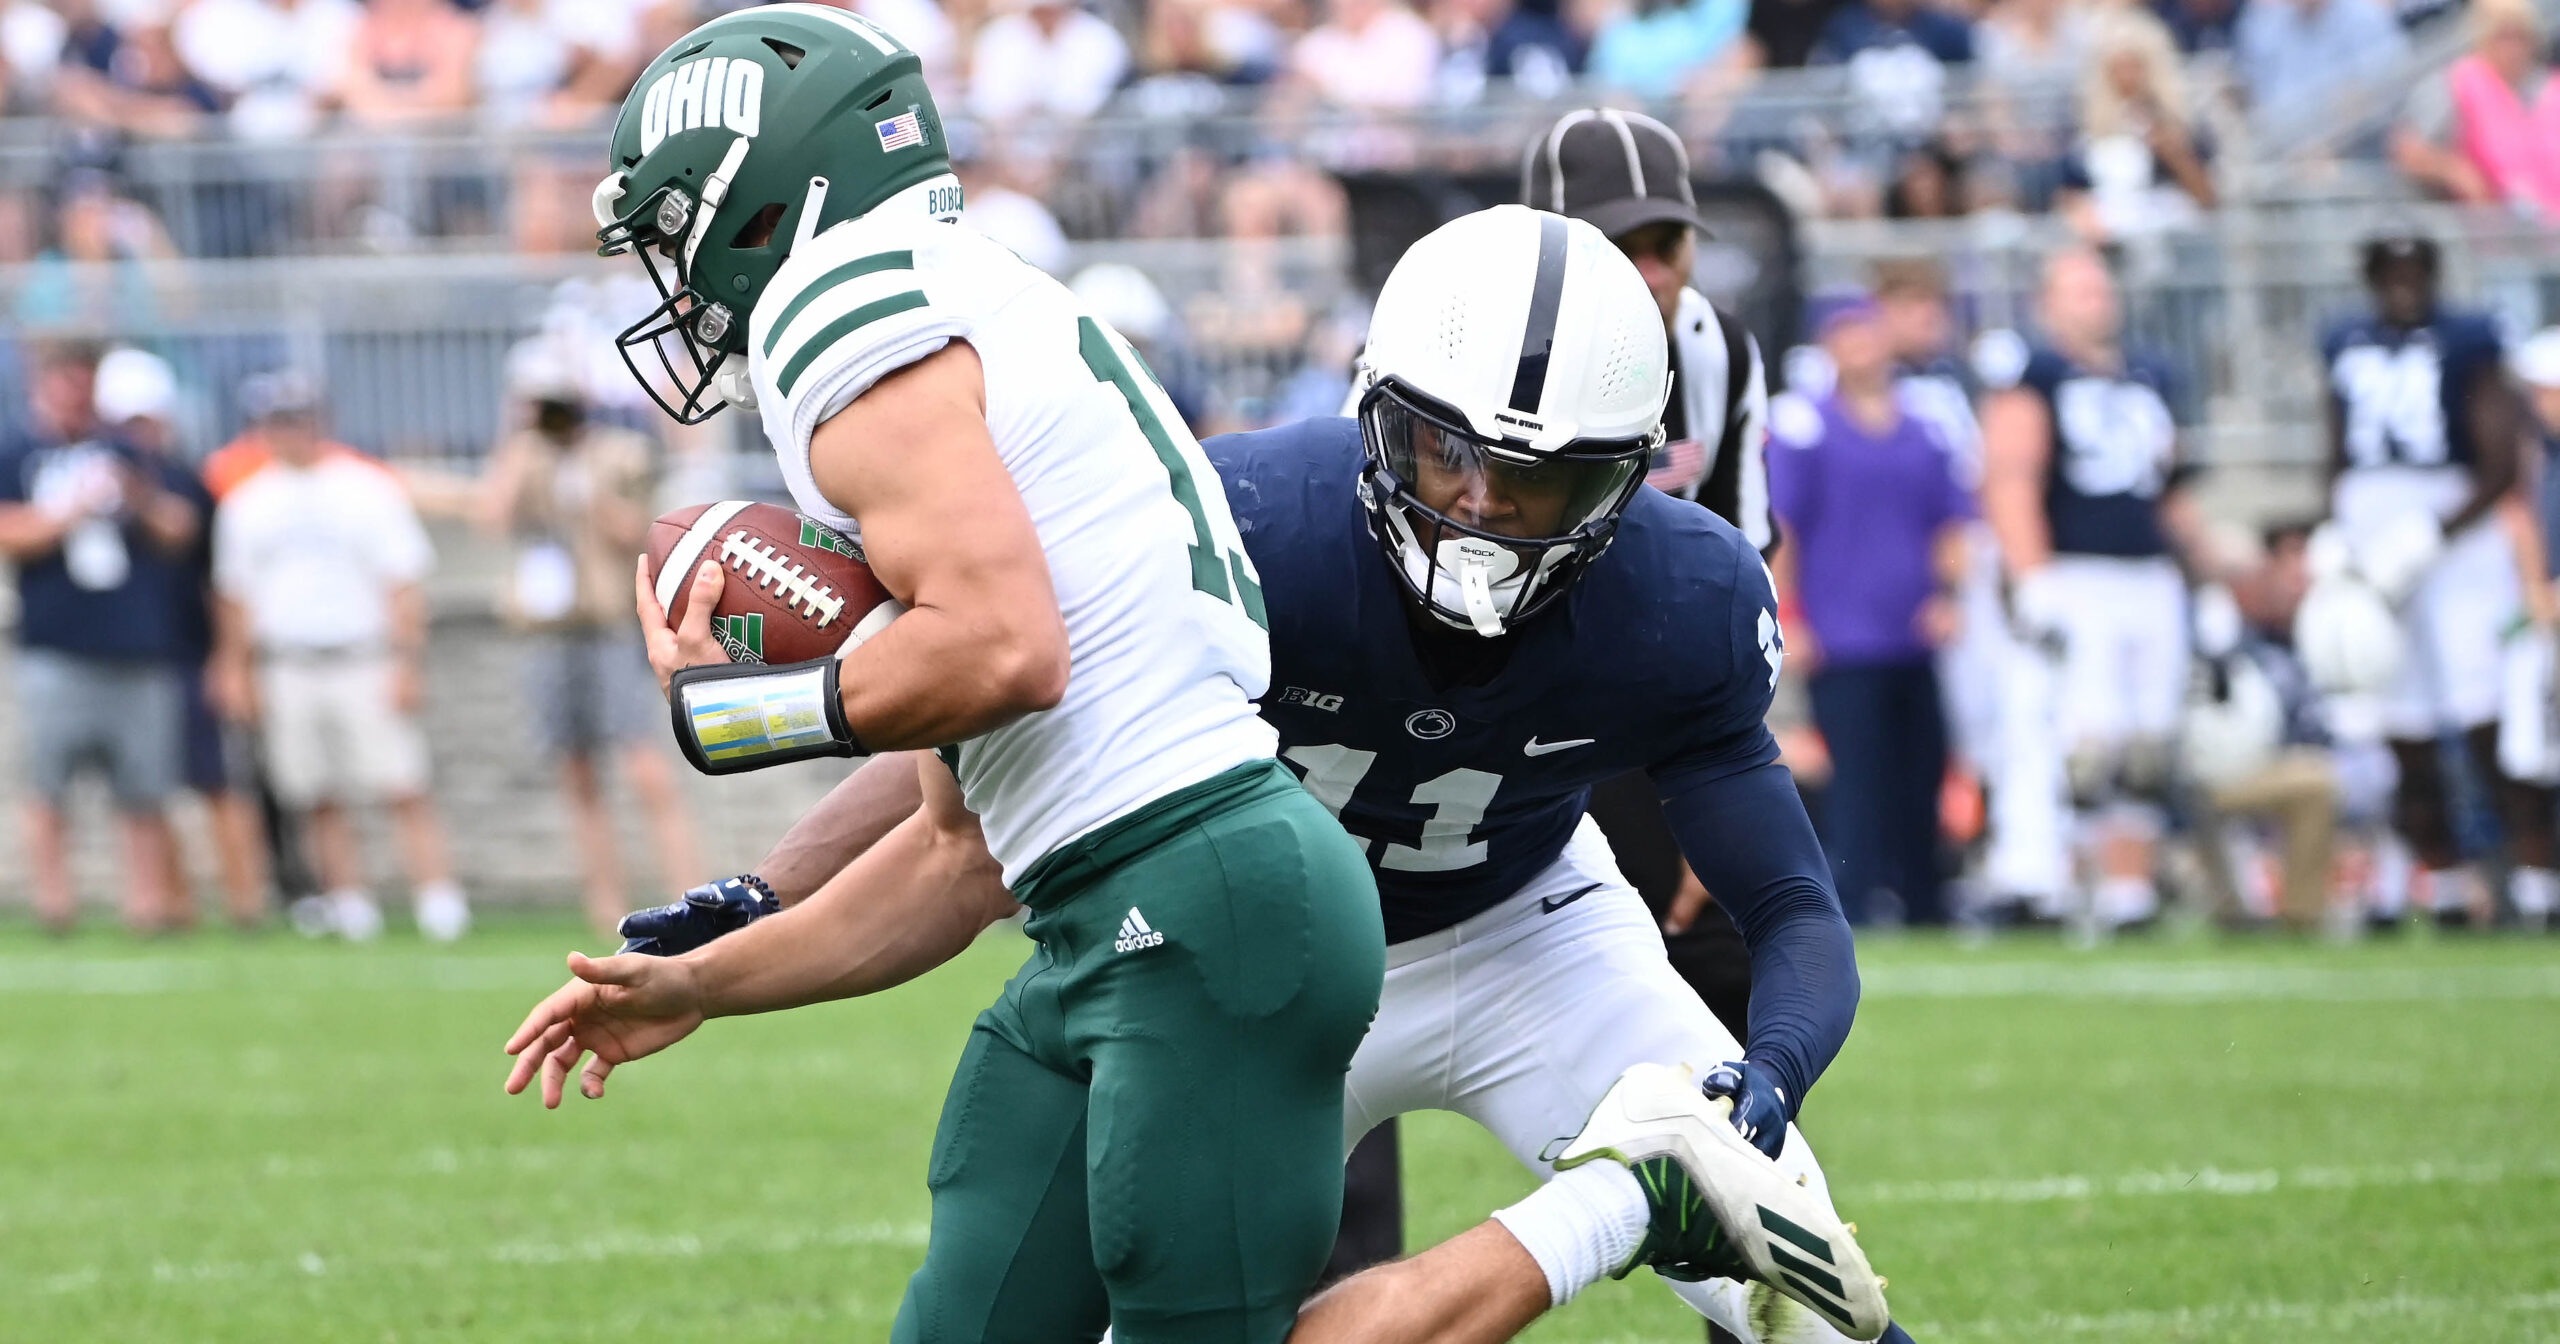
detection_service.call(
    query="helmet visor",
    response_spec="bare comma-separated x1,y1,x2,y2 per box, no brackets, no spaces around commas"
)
1363,387,1648,545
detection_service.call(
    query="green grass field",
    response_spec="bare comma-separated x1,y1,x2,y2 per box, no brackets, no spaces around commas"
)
9,915,2560,1343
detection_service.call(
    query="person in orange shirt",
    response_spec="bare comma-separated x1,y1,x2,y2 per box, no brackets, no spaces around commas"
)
204,371,385,501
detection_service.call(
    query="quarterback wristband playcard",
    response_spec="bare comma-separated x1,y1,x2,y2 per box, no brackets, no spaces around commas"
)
669,658,865,775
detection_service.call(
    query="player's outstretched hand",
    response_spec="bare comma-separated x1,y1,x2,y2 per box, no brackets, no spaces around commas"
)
502,950,706,1108
635,553,733,698
1699,1059,1791,1161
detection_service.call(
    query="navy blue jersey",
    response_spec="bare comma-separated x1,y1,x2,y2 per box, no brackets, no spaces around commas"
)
1209,418,1782,944
2019,344,2179,558
2322,309,2504,471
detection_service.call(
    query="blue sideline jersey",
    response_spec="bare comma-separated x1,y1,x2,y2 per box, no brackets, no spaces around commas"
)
2015,344,2180,559
1208,417,1783,945
2322,308,2504,471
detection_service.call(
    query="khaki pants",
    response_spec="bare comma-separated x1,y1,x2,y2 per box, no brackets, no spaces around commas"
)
2200,750,2339,929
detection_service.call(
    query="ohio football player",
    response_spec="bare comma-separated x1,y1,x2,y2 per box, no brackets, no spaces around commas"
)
2320,233,2557,926
501,12,1827,1344
623,208,1902,1343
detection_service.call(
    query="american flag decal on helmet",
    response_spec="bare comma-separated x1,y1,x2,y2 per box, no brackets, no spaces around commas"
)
875,110,925,152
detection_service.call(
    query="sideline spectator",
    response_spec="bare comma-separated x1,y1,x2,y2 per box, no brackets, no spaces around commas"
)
856,0,960,85
173,0,363,142
473,0,643,126
1586,0,1749,100
1769,294,1975,924
1750,0,1849,68
2237,0,2406,136
2390,0,2560,214
0,343,200,934
335,0,479,127
15,167,179,332
2153,0,2240,54
1139,0,1287,85
2186,526,2342,931
208,372,469,942
1293,0,1441,108
1431,0,1580,101
52,18,220,137
1978,0,2088,194
2525,327,2560,573
94,347,269,930
2057,9,2215,243
1812,0,1973,65
968,0,1132,123
957,148,1072,276
474,342,698,936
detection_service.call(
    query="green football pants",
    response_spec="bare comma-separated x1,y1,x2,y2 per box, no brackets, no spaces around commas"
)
890,761,1385,1344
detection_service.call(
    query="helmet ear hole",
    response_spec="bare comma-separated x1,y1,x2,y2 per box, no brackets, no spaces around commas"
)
730,202,787,250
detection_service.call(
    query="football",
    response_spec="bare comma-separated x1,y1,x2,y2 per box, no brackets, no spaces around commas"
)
645,500,904,665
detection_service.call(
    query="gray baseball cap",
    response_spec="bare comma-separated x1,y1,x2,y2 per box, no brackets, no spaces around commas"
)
1521,108,1710,241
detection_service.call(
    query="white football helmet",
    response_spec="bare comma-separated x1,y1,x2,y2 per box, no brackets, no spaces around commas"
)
2181,654,2284,790
2294,572,2403,696
1354,205,1671,636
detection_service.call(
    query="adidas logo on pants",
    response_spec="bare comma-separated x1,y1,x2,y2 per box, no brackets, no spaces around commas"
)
1114,908,1164,952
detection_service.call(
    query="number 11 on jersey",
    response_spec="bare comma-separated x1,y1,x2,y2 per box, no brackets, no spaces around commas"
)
1284,743,1503,873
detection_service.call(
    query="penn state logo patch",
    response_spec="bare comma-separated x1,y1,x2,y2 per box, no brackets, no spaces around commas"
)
1405,709,1456,740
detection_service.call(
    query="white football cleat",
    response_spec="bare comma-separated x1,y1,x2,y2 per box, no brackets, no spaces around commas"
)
415,884,470,944
1547,1062,1888,1340
329,889,385,943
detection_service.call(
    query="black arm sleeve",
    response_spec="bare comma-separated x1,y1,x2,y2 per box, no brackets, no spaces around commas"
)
1660,760,1859,1115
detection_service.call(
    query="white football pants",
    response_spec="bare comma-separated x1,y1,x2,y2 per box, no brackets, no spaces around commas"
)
1343,816,1861,1344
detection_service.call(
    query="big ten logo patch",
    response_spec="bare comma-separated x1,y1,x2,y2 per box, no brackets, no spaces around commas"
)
1279,686,1344,712
639,57,764,154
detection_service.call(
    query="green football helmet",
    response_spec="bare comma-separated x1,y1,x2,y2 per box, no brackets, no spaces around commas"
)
592,3,960,423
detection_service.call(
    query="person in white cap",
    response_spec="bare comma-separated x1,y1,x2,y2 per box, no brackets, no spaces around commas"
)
95,346,273,931
208,371,470,943
472,338,700,936
0,342,202,933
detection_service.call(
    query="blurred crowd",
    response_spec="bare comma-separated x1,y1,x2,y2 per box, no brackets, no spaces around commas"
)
3,0,2555,273
1762,242,2560,936
0,336,701,938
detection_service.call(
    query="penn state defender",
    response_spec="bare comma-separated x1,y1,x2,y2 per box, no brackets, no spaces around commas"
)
496,15,1835,1342
1980,248,2203,928
2321,234,2556,926
623,209,1902,1343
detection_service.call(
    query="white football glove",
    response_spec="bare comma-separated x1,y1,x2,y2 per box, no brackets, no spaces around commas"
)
2008,565,2070,651
2349,511,2444,607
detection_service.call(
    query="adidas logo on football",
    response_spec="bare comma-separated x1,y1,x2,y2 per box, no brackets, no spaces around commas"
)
1113,907,1164,953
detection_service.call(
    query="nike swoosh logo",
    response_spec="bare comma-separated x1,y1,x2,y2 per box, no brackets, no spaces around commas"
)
1540,883,1602,914
1522,736,1596,757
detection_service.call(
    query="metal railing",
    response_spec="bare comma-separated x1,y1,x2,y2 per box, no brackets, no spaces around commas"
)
0,236,1354,462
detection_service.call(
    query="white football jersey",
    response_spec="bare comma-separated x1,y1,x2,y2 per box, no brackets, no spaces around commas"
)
749,204,1275,885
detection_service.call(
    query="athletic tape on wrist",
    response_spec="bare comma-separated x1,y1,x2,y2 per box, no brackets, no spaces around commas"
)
668,658,865,775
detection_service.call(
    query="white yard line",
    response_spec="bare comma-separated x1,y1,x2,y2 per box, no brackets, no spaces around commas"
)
1861,1155,2560,1206
1861,962,2560,1002
1915,1287,2560,1339
27,1220,928,1295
